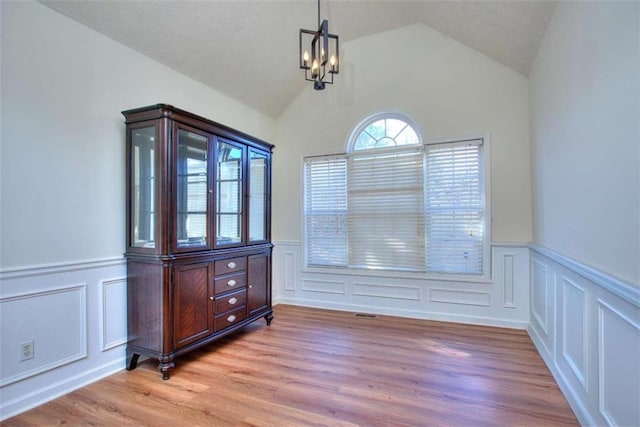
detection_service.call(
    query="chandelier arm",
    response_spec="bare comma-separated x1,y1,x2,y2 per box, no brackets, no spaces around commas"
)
317,0,321,28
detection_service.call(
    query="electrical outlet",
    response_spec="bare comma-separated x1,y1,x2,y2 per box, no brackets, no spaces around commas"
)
20,341,34,361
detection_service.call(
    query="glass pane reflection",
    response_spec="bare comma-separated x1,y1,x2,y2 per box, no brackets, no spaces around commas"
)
132,126,155,248
177,129,208,247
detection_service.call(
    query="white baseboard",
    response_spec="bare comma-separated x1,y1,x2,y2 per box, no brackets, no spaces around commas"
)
273,297,529,329
528,324,595,426
0,359,124,421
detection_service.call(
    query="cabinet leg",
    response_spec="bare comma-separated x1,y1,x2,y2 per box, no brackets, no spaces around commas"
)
265,312,274,326
126,351,140,371
158,361,175,380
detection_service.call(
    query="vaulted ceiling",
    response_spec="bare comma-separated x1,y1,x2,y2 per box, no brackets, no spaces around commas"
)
40,0,557,119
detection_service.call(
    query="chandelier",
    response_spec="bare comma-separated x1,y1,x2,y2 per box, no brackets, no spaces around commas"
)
299,0,339,90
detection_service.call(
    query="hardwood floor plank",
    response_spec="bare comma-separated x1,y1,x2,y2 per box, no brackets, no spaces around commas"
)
4,305,578,426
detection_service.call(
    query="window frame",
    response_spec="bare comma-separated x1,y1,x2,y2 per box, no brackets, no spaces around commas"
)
302,112,491,281
422,135,491,279
347,112,423,153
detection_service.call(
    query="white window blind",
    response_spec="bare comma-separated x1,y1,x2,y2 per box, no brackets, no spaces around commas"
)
304,155,348,267
424,139,485,275
348,147,425,271
303,132,487,276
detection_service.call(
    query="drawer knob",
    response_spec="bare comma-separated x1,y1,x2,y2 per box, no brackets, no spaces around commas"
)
228,297,238,305
209,296,214,300
227,261,237,269
227,279,236,287
227,314,236,323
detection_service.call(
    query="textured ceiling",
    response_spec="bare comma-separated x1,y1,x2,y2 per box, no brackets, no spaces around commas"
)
39,0,557,119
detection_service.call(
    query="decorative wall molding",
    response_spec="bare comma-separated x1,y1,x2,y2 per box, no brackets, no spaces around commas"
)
273,242,531,329
0,258,127,421
528,248,640,427
429,288,491,307
8,243,636,425
301,278,346,294
0,257,126,281
503,254,515,308
560,277,587,391
283,251,295,291
531,259,549,335
530,244,639,308
597,299,640,427
0,283,88,387
352,282,420,301
100,278,128,352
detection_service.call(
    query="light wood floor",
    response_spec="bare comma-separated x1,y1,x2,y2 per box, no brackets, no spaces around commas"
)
5,305,577,426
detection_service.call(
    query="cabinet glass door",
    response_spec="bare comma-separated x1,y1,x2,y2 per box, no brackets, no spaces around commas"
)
217,141,243,245
131,126,156,248
176,128,209,249
249,150,268,242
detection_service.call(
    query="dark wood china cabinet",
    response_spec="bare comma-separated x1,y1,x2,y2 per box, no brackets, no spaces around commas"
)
123,104,273,380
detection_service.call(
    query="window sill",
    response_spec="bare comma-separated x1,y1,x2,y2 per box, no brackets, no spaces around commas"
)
301,266,492,284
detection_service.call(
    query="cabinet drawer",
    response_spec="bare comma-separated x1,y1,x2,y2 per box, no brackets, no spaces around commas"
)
214,289,246,314
214,272,246,294
214,257,246,276
214,307,247,332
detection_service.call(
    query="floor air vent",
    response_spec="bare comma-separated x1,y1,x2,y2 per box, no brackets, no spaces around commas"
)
354,313,377,318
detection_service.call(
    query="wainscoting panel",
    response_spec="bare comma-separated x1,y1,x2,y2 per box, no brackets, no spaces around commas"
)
352,283,420,301
0,284,87,387
560,278,587,392
0,258,127,421
528,246,640,427
100,278,128,351
301,279,346,295
503,254,515,308
273,242,299,293
531,259,549,335
273,242,530,329
284,251,295,291
429,288,491,307
597,300,640,427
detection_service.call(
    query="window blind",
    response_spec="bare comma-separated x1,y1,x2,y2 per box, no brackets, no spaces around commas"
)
304,155,348,267
347,147,425,271
424,139,484,275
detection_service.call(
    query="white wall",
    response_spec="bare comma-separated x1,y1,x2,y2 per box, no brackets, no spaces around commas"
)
0,0,276,270
274,23,532,245
0,1,275,419
529,1,640,287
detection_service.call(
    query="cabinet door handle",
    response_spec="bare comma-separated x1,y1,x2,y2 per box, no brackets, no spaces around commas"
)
228,297,238,305
227,261,237,269
226,314,236,323
227,279,236,287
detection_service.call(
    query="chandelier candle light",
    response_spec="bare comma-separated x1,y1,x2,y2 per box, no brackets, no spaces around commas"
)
299,0,339,90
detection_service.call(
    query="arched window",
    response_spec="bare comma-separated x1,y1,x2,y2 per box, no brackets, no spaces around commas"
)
349,113,420,152
304,112,488,276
